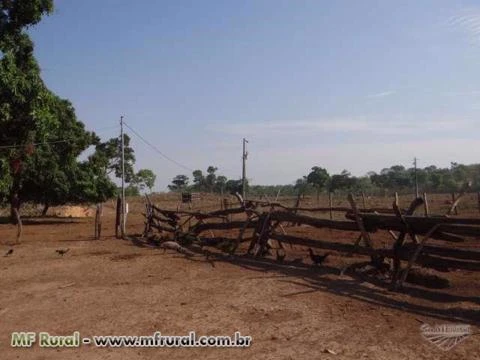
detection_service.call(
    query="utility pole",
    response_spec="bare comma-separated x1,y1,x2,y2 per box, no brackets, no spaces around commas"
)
120,116,126,238
414,157,419,198
242,138,248,199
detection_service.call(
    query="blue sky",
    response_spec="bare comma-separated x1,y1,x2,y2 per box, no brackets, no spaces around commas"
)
29,0,480,190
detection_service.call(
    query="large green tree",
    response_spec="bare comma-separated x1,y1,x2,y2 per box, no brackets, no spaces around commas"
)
0,1,117,219
1,1,54,217
307,166,329,201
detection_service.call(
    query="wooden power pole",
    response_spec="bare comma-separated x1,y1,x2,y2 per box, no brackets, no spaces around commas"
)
120,116,126,238
242,138,248,200
414,157,419,198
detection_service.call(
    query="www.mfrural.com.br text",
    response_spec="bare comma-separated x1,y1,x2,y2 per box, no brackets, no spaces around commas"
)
11,331,252,348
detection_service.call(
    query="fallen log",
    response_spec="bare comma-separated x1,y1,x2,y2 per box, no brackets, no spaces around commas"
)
151,213,178,227
196,237,250,246
269,211,359,231
159,241,195,256
191,220,259,234
150,205,181,220
150,223,177,233
152,206,248,219
345,213,480,238
403,243,480,261
251,199,405,214
348,212,480,226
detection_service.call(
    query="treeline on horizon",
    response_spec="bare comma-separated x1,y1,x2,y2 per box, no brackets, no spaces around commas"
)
167,162,480,197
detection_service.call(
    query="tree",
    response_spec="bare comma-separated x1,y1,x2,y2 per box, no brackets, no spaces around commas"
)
294,176,309,197
18,96,111,214
329,170,354,193
225,179,243,195
0,1,117,219
124,184,140,197
133,169,156,192
205,166,218,192
90,134,136,182
0,7,53,218
191,169,205,191
215,175,227,194
307,166,329,201
168,175,189,192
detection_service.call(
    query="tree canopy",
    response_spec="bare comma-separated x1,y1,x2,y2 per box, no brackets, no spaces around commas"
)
167,162,480,198
0,1,157,218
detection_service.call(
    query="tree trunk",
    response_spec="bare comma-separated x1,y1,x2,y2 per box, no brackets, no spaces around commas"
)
10,193,20,225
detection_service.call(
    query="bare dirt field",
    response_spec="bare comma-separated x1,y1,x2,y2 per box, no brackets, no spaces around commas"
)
1,193,479,359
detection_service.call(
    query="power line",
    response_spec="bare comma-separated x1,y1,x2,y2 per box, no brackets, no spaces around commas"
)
0,139,71,149
122,121,194,172
0,127,120,150
0,123,120,150
92,124,119,131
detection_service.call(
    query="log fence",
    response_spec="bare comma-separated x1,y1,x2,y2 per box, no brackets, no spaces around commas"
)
143,193,480,290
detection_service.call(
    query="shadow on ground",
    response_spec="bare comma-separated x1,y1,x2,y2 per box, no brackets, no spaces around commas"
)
127,235,480,327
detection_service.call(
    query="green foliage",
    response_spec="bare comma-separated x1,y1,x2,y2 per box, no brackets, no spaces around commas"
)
205,165,218,192
124,185,140,197
167,161,480,197
90,134,136,182
307,166,329,199
177,166,231,194
168,174,189,191
329,170,355,192
133,169,156,192
294,176,309,195
0,0,54,42
215,175,227,193
0,1,118,214
225,179,243,194
191,169,204,191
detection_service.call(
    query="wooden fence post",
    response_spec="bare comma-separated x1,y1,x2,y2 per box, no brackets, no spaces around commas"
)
347,193,372,248
451,192,458,215
13,208,22,244
361,192,367,210
94,204,99,239
423,192,429,217
329,192,333,220
94,204,103,240
477,192,480,214
223,198,229,223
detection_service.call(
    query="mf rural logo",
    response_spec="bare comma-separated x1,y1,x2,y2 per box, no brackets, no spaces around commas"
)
420,323,472,351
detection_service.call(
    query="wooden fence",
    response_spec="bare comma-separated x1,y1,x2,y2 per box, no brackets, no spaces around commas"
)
143,193,480,290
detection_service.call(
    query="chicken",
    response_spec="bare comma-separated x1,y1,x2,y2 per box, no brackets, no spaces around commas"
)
4,249,13,257
308,248,330,265
55,248,70,256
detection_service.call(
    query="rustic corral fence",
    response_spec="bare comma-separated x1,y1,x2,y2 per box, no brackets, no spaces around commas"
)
142,192,480,290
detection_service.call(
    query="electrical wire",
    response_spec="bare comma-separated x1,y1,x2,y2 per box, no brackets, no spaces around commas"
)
0,139,71,149
123,121,194,172
0,125,120,150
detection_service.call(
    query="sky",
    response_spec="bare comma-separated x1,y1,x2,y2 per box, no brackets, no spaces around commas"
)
29,0,480,190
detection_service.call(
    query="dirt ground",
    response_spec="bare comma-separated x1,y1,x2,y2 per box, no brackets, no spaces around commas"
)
0,194,479,359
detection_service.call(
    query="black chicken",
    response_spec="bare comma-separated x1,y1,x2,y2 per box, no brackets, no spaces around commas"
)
308,248,330,265
55,248,70,256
